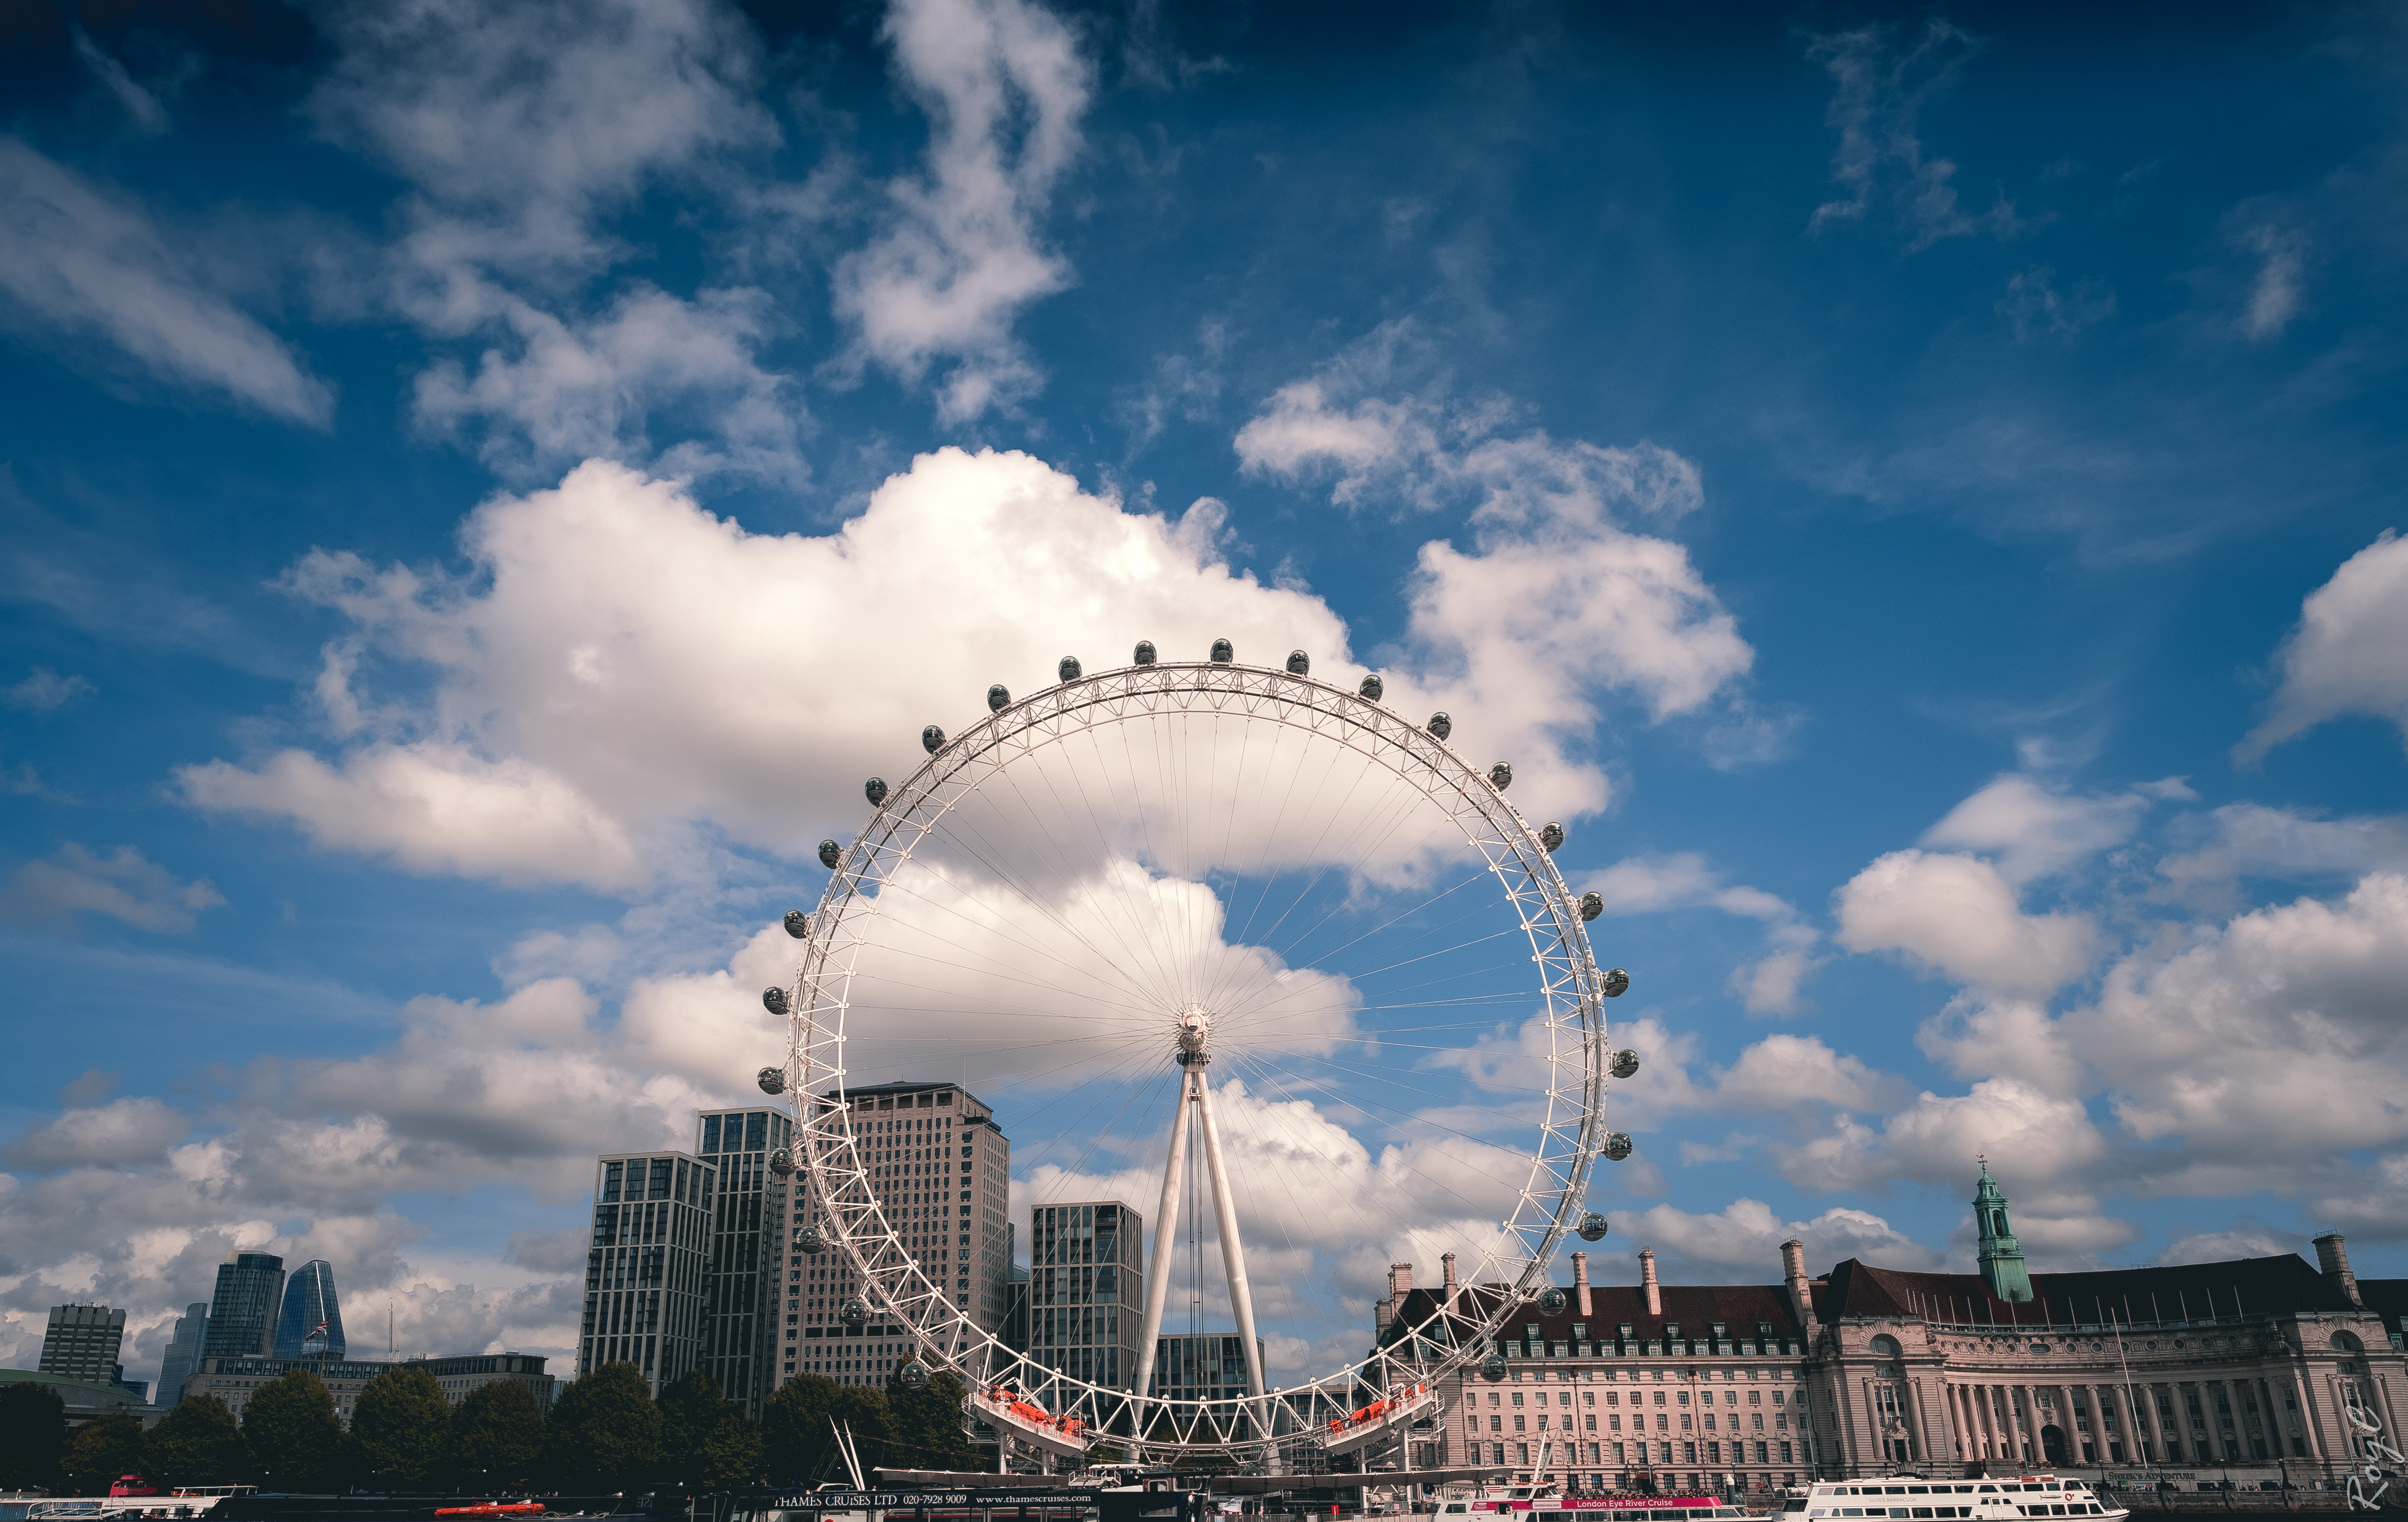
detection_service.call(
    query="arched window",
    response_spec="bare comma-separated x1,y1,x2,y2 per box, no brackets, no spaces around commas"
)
2331,1331,2363,1353
1991,1210,2008,1236
1870,1335,1903,1360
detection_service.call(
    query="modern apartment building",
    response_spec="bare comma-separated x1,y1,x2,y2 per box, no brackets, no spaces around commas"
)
778,1081,1011,1394
37,1304,126,1385
201,1252,286,1360
1028,1199,1142,1392
271,1260,347,1360
575,1149,717,1399
698,1109,792,1416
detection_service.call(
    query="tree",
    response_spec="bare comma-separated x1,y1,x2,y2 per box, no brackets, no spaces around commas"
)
539,1364,659,1492
761,1375,888,1486
144,1395,252,1491
449,1380,545,1492
886,1373,977,1474
64,1411,149,1495
242,1370,346,1493
352,1366,451,1489
0,1382,68,1492
655,1371,761,1490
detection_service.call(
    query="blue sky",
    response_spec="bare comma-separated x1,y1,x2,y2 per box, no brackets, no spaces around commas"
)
3,0,2407,1387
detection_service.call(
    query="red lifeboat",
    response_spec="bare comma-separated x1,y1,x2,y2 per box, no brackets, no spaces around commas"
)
108,1477,160,1498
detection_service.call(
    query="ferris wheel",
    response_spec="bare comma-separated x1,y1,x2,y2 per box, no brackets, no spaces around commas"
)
760,641,1635,1464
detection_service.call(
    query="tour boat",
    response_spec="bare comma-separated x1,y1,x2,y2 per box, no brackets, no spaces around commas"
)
27,1486,252,1520
433,1506,547,1517
1319,1383,1441,1456
1779,1475,2123,1522
1427,1488,1748,1517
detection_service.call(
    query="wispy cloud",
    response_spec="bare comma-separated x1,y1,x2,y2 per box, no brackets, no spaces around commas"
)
1804,19,2026,251
0,843,228,933
0,140,333,424
834,0,1093,421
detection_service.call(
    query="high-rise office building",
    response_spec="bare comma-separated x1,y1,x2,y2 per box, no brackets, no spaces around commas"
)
1146,1332,1266,1403
1027,1200,1142,1391
38,1304,126,1384
202,1252,286,1360
777,1081,1011,1393
698,1108,792,1417
156,1303,207,1408
272,1260,347,1360
576,1149,717,1399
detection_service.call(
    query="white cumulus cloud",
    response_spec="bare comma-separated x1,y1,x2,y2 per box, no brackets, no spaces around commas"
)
1835,849,2098,998
2237,531,2408,764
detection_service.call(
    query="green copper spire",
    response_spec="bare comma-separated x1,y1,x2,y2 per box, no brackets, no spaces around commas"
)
1974,1159,2034,1303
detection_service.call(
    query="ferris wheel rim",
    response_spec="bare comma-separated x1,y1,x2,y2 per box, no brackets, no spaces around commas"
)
776,656,1615,1458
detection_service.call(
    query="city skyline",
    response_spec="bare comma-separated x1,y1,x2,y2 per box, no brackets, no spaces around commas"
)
5,0,2408,1406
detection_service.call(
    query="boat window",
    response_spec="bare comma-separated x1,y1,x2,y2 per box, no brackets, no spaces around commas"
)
1909,1489,1929,1495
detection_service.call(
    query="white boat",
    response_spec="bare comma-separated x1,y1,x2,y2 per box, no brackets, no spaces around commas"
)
965,1384,1095,1459
27,1487,255,1522
1318,1383,1441,1456
1781,1475,2124,1522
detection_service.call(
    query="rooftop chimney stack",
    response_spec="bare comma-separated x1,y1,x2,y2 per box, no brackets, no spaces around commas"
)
2314,1232,2364,1308
1639,1248,1661,1316
1573,1252,1593,1316
1391,1262,1414,1298
1442,1252,1458,1307
1782,1237,1820,1340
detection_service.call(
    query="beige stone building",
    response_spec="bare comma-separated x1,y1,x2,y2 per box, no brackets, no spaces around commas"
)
1373,1173,2406,1495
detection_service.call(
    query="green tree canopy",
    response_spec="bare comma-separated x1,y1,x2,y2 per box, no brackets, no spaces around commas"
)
241,1370,347,1494
761,1375,890,1486
885,1373,977,1474
143,1394,252,1491
63,1411,148,1496
448,1379,545,1492
538,1364,660,1492
655,1370,762,1491
351,1366,451,1489
0,1382,68,1492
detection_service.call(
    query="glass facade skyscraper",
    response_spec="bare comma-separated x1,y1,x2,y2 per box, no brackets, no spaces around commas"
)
156,1303,208,1407
272,1260,346,1359
202,1251,286,1360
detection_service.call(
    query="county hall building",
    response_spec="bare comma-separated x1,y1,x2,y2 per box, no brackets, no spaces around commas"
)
1372,1168,2405,1495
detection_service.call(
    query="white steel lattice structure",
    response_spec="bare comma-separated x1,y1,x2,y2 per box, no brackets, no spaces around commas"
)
766,653,1627,1461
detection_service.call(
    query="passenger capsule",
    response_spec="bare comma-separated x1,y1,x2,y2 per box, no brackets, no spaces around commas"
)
840,1298,867,1324
1602,1131,1633,1162
1427,712,1452,741
1134,640,1157,666
1578,1211,1610,1243
1536,1287,1568,1315
1603,967,1631,998
784,909,809,939
922,725,944,754
899,1361,930,1391
763,986,790,1016
1490,762,1514,791
1540,822,1563,852
768,1148,795,1177
1480,1353,1508,1381
1360,674,1384,701
1059,655,1082,682
796,1224,826,1253
1286,649,1310,675
1610,1049,1640,1080
818,839,842,870
865,776,887,807
1579,891,1603,922
987,684,1010,712
757,1066,787,1095
1210,638,1234,664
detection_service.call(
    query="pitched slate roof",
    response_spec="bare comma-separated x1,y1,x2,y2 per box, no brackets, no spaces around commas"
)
1814,1252,2356,1327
